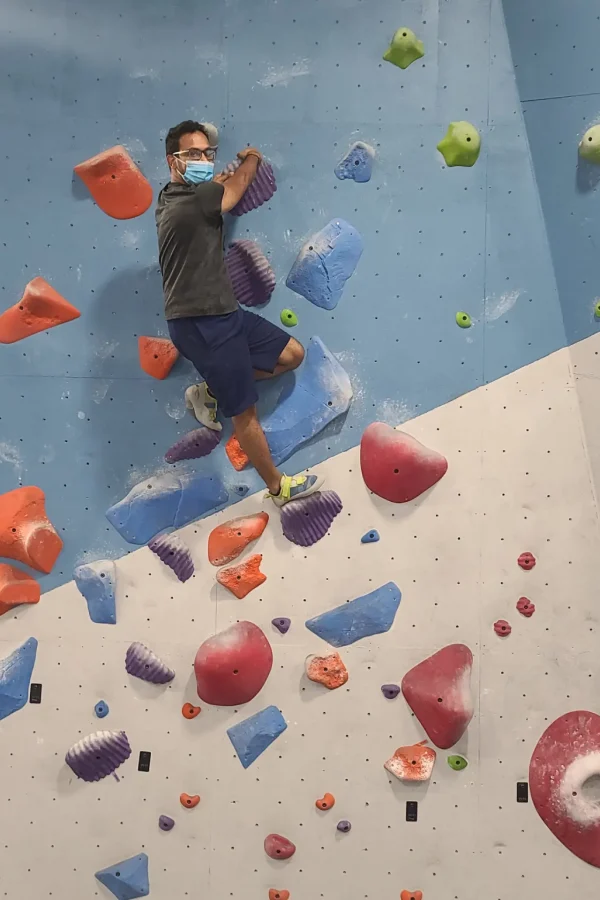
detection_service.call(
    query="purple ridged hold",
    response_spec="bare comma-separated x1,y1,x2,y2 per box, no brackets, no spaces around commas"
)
125,642,175,684
65,730,131,782
159,815,175,831
164,427,220,464
280,491,343,547
381,683,401,700
272,617,291,635
225,240,276,308
230,160,277,216
148,533,194,583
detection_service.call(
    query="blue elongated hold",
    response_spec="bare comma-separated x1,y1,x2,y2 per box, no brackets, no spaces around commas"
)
74,559,117,624
0,637,38,721
361,530,380,544
106,472,227,545
286,219,363,310
95,853,149,900
227,705,287,769
335,142,375,183
305,582,401,647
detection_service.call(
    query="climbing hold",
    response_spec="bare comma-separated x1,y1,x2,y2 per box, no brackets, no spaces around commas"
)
106,471,227,545
180,793,200,808
0,485,63,573
494,619,511,637
517,596,535,617
383,27,424,69
194,621,273,706
66,730,131,781
316,792,335,811
286,219,363,310
437,122,481,167
272,617,291,635
305,581,401,647
216,553,266,599
94,853,149,900
269,891,290,900
334,142,375,183
227,705,287,768
148,533,194,583
74,145,153,219
74,559,117,625
579,125,600,163
125,642,175,684
281,491,343,547
336,820,351,833
138,336,179,380
280,308,298,327
401,644,474,749
94,700,109,719
182,702,201,719
208,511,269,567
306,651,348,690
164,427,221,463
530,710,600,867
264,834,296,860
0,637,38,721
225,337,352,470
230,159,277,216
225,240,276,307
456,311,472,328
384,740,436,782
159,815,175,831
595,301,600,319
0,277,80,344
361,530,380,544
400,892,423,900
0,563,40,617
381,683,401,700
448,754,468,771
518,551,536,571
360,422,448,503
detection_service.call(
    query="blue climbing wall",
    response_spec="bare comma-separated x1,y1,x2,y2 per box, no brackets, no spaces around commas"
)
0,0,565,590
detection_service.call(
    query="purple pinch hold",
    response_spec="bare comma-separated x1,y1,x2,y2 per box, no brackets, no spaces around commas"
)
159,815,175,831
381,683,401,700
224,240,276,308
280,491,343,547
272,617,291,635
164,427,221,464
125,642,175,684
230,160,277,216
337,820,352,833
65,730,131,782
148,533,194,583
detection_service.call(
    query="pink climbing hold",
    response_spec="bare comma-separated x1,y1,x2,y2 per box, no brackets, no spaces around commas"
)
360,422,448,503
194,621,273,706
517,596,535,617
493,619,511,637
401,644,474,749
264,834,296,860
518,551,536,571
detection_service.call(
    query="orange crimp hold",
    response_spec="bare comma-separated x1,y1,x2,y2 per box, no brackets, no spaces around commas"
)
181,703,201,720
0,277,80,345
0,486,63,574
216,553,266,599
306,651,348,690
400,892,423,900
180,793,200,808
225,434,249,471
269,892,290,900
74,145,153,219
0,563,40,617
315,793,335,811
208,512,269,567
384,740,436,782
138,336,179,380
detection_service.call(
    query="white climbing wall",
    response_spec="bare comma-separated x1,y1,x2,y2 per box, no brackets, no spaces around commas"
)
2,333,600,899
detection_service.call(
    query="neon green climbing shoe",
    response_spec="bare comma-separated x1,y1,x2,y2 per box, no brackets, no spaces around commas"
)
268,473,325,507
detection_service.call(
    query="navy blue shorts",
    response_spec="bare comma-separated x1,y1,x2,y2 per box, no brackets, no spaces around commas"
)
168,308,290,418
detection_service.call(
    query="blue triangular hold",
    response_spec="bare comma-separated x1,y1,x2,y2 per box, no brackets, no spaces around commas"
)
305,582,401,647
361,529,380,544
95,853,149,900
227,705,287,769
74,560,117,624
0,637,38,721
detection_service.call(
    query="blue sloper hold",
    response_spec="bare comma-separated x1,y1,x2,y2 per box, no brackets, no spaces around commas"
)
74,559,117,624
305,582,401,648
361,530,380,544
286,219,363,310
334,142,375,183
95,853,149,900
227,705,287,769
106,472,228,545
0,637,38,721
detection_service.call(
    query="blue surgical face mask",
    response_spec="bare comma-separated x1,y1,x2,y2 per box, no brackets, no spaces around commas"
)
182,161,214,185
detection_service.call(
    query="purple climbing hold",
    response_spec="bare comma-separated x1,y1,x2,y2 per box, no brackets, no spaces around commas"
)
125,642,175,684
224,240,276,307
159,815,175,832
148,533,194,583
164,427,220,464
65,730,131,782
381,683,401,700
280,491,343,547
272,617,291,635
337,820,351,833
230,160,277,216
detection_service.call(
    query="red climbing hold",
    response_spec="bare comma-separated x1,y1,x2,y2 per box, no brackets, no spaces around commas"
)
517,596,535,617
269,891,290,900
216,553,266,599
194,621,273,706
225,434,249,471
264,834,296,860
208,512,269,567
494,619,511,637
401,644,473,749
0,486,63,574
0,564,40,617
315,793,335,811
138,336,179,380
305,651,349,690
181,703,201,720
518,551,536,571
74,145,153,219
384,740,436,782
179,793,200,808
0,277,80,345
360,422,447,503
401,892,423,900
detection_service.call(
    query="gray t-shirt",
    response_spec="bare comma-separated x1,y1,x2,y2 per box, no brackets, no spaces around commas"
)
155,181,238,320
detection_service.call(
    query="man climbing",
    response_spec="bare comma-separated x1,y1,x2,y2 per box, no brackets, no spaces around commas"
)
156,120,324,506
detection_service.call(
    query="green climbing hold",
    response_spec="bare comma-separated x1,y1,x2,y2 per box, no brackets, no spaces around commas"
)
280,309,298,328
438,122,481,168
456,311,472,328
595,301,600,319
579,125,600,164
383,28,424,70
448,754,468,771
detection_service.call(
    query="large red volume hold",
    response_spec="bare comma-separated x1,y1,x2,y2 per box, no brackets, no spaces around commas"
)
208,512,269,567
0,277,80,344
360,421,448,502
74,145,153,219
0,486,63,574
138,336,179,380
0,564,40,616
194,621,273,706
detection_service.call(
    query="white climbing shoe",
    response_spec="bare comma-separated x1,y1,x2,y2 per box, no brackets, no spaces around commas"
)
268,472,325,507
184,383,222,432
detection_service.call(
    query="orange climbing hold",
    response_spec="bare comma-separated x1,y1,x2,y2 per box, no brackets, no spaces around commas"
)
216,553,266,599
181,703,201,720
208,512,269,567
315,793,335,811
269,891,290,900
225,434,249,471
306,651,348,690
0,563,40,617
400,892,423,900
0,486,63,574
180,793,200,808
138,336,179,380
384,740,436,782
0,277,80,345
74,145,153,219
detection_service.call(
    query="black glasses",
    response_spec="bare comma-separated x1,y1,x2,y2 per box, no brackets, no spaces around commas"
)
174,148,217,162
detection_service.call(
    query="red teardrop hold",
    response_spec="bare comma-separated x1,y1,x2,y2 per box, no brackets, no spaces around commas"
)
0,564,40,617
216,553,266,599
360,421,447,502
208,512,269,566
0,486,63,574
0,277,80,344
194,621,273,706
74,145,153,219
138,336,179,380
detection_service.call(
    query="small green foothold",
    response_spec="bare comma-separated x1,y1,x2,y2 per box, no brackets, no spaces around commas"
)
456,311,472,328
579,125,600,164
448,755,468,771
595,301,600,319
280,308,298,327
383,27,425,70
438,122,481,168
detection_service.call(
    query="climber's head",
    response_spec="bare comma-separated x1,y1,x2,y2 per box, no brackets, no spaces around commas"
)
166,120,219,184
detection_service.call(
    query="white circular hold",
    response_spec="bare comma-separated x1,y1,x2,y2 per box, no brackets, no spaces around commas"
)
559,751,600,826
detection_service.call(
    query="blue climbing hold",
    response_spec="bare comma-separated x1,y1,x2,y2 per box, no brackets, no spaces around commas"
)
361,530,380,544
95,853,149,900
0,637,38,721
74,559,117,624
286,219,363,310
106,472,227,545
305,582,401,647
334,142,375,183
95,700,109,718
226,705,287,769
